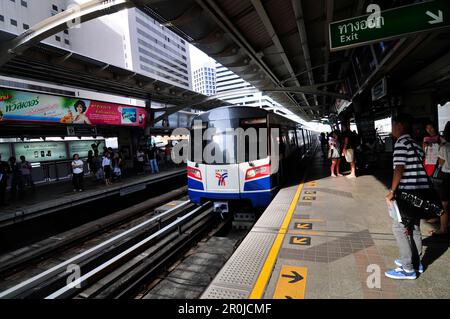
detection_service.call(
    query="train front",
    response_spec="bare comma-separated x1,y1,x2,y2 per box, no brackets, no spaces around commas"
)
186,107,274,213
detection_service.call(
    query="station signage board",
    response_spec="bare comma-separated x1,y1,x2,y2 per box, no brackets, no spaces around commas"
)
0,88,147,127
329,0,450,51
14,142,68,163
68,140,105,158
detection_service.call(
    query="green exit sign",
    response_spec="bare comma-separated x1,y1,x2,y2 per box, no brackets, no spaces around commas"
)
329,0,450,51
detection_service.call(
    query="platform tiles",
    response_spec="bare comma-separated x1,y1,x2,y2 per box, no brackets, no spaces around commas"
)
203,172,450,299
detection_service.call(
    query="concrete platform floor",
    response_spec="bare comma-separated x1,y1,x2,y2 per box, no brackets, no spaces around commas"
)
263,155,450,299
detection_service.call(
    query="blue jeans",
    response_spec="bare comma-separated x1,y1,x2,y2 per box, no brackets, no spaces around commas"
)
150,159,159,174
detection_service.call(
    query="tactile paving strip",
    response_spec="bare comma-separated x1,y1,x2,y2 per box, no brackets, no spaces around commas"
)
202,286,249,299
274,186,298,204
201,232,276,298
254,203,290,229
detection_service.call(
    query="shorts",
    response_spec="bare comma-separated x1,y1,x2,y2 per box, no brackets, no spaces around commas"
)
345,149,355,163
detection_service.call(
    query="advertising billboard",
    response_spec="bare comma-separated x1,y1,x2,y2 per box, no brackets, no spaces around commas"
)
14,142,68,163
0,144,11,160
68,140,105,158
0,88,147,127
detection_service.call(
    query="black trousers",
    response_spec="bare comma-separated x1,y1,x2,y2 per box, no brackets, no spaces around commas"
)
73,173,84,190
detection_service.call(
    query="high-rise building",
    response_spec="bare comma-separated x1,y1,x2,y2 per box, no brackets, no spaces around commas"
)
0,1,191,90
192,63,216,96
215,63,280,109
0,0,127,67
127,9,191,90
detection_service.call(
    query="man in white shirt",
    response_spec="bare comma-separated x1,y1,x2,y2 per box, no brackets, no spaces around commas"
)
72,154,84,192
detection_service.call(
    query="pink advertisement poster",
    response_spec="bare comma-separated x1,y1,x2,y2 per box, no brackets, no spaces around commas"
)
0,88,147,127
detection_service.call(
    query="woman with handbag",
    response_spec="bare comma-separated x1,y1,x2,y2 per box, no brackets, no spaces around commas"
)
385,114,443,280
430,121,450,236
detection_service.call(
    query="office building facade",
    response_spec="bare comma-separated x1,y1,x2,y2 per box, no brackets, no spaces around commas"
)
215,63,280,109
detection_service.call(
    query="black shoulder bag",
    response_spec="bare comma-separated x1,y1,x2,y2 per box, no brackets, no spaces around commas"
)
395,139,444,220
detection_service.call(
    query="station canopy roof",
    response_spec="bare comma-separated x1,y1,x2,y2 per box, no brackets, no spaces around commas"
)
135,0,450,121
0,31,229,114
1,0,449,124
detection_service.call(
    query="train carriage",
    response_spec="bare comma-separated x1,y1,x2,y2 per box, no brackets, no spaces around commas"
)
187,106,316,211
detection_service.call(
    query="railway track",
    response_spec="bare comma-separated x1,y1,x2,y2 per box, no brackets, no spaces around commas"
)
0,200,218,299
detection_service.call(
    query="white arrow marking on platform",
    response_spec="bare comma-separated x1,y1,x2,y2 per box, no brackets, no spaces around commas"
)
426,10,443,24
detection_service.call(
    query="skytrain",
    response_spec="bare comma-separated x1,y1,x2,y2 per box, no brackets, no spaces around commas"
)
187,106,317,212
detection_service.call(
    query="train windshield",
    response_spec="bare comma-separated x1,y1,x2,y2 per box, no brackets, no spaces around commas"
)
191,118,268,164
203,119,238,164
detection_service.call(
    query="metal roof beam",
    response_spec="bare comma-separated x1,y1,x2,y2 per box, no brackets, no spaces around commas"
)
291,0,317,106
322,0,334,108
250,0,310,109
195,0,310,120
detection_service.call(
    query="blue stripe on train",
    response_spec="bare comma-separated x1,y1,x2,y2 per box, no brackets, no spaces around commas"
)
243,176,270,191
188,178,204,190
188,189,273,208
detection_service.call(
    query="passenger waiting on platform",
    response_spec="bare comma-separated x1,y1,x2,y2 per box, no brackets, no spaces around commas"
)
94,154,104,181
136,148,145,174
328,131,343,178
112,153,122,181
71,154,84,192
430,121,450,236
102,152,112,186
148,145,159,174
0,154,10,207
422,122,443,177
107,147,115,159
87,151,94,174
19,156,34,190
385,114,429,280
9,156,24,199
91,141,101,156
341,123,357,178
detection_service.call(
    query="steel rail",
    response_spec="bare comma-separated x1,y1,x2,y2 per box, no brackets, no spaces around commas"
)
45,203,211,299
0,200,192,299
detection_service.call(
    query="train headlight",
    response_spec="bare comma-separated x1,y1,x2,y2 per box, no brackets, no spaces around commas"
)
245,164,270,180
247,169,256,179
188,167,202,180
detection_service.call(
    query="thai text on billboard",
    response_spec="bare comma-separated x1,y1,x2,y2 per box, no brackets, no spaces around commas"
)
0,88,147,127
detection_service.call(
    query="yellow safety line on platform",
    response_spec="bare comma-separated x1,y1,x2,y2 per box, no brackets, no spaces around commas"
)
249,181,305,299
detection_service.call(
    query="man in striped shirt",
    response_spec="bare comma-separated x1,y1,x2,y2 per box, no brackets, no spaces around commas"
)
385,114,430,280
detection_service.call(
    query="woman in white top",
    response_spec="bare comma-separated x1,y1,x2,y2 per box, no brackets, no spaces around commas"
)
431,121,450,236
102,152,112,185
71,154,84,192
329,131,343,177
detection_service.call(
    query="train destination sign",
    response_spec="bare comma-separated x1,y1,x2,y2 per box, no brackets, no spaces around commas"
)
329,0,450,51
